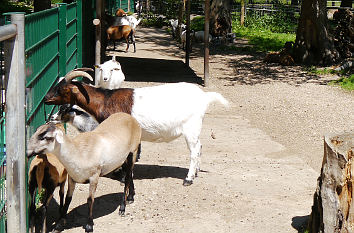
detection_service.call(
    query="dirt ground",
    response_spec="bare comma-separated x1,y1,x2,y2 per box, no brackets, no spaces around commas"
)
48,27,354,232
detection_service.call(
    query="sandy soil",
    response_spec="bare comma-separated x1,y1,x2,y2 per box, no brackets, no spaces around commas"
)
48,27,354,233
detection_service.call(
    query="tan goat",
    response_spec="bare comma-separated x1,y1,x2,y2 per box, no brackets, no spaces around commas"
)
27,112,141,232
107,25,136,53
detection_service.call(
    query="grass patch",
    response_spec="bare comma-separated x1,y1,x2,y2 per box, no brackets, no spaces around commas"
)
231,11,297,52
330,75,354,90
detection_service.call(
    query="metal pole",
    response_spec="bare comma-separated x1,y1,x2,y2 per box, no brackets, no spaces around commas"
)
5,12,27,233
185,0,191,66
204,0,210,87
95,0,102,86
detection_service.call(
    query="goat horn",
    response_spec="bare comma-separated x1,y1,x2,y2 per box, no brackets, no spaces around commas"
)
65,68,94,82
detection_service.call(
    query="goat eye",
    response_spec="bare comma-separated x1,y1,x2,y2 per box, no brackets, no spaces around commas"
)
38,132,46,140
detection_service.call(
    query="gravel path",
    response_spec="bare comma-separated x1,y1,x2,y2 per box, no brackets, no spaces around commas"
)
49,27,354,233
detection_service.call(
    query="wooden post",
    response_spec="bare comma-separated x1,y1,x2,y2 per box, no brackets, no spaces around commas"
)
308,132,354,232
204,0,210,87
241,0,245,26
185,0,191,66
95,0,103,86
5,13,27,233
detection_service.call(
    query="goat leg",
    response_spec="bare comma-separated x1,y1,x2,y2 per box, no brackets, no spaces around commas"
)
119,152,134,215
125,38,129,53
59,181,65,215
54,177,76,232
84,174,98,232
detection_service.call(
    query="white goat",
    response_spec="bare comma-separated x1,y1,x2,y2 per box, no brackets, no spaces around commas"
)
27,113,142,232
113,15,141,30
51,104,99,132
193,31,212,43
95,56,125,90
169,19,185,38
45,69,229,186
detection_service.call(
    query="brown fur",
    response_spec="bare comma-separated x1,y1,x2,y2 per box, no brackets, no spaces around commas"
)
264,42,295,66
46,82,134,123
107,25,136,52
115,8,126,17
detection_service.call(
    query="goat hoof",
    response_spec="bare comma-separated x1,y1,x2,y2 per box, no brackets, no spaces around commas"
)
183,179,193,186
84,223,94,232
119,210,125,216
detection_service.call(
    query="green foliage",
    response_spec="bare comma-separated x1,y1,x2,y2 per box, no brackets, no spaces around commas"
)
232,12,296,52
331,75,354,91
140,14,167,28
0,1,32,15
35,189,46,210
191,16,204,31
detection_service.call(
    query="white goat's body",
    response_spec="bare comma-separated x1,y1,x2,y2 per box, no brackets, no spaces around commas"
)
52,105,99,132
96,59,125,89
131,83,228,183
113,16,141,29
194,31,212,43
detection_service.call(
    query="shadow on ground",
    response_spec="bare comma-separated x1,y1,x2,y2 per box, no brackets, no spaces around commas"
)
133,163,188,180
292,215,310,233
46,193,122,232
115,56,203,84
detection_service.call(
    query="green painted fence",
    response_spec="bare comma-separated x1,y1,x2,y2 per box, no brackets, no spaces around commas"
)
0,1,90,230
106,0,135,15
25,2,83,138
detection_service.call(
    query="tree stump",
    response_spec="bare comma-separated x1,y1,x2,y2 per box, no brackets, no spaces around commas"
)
308,132,354,233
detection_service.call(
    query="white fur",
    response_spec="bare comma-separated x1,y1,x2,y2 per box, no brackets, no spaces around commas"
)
169,19,186,38
181,30,193,50
193,31,212,43
113,15,141,29
96,57,125,89
51,105,99,132
131,82,229,183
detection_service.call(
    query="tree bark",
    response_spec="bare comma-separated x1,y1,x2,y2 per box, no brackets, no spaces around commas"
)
210,0,232,37
292,0,340,65
308,132,354,233
33,0,51,12
240,0,245,26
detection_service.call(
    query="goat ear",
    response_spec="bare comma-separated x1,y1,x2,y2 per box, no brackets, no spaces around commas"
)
55,130,64,144
70,86,80,94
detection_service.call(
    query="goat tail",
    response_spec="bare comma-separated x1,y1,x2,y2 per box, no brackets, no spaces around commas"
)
205,92,229,107
136,18,142,26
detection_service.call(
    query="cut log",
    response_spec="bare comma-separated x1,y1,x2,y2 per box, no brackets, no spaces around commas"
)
308,132,354,233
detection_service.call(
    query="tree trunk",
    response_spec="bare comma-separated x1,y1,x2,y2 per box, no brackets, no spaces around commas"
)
240,0,245,26
308,132,354,233
292,0,340,65
210,0,232,37
33,0,51,12
340,0,352,8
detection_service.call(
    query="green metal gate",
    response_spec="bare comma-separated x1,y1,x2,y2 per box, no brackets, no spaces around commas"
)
106,0,135,15
25,2,83,138
0,0,93,230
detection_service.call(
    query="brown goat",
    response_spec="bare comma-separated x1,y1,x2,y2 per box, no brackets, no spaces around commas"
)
28,153,69,233
107,25,136,53
115,8,127,17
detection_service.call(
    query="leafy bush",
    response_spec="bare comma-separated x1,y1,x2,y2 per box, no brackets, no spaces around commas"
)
140,14,167,28
331,74,354,90
0,1,32,16
191,16,204,31
232,11,296,52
